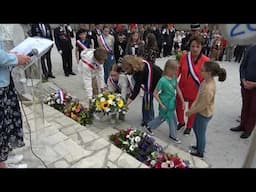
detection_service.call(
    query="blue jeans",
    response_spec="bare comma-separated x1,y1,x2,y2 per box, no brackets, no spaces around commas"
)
142,93,154,125
103,54,115,84
193,113,212,154
147,112,177,139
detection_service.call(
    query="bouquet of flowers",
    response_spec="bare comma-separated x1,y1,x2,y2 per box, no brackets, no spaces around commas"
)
92,91,128,115
146,152,192,168
63,99,93,125
110,128,191,168
44,89,72,112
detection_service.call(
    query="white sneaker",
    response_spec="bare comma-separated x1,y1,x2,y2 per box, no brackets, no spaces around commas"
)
6,154,23,164
7,163,27,168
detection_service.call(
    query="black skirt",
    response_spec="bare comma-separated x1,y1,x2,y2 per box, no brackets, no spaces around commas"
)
0,78,25,162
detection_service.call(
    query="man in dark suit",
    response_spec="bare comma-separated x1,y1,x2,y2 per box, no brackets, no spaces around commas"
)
31,23,55,80
54,24,75,77
91,24,102,49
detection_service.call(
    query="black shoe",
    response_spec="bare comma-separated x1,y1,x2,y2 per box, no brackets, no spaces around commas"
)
183,128,191,135
69,72,76,75
230,126,242,132
240,131,251,139
190,145,197,150
48,74,56,78
141,122,146,127
146,127,154,135
177,123,185,130
190,151,204,158
65,73,69,77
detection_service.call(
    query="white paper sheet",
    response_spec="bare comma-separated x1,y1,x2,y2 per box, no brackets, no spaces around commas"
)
10,37,54,57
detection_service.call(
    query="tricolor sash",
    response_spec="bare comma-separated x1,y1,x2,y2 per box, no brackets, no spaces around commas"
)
142,60,153,110
127,76,135,93
186,52,200,87
109,76,121,92
82,59,97,70
76,40,88,50
98,34,113,54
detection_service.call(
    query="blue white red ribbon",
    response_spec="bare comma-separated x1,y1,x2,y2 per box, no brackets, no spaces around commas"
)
58,89,65,104
142,60,152,110
76,40,88,50
82,59,97,70
187,52,200,87
109,76,121,91
98,34,113,54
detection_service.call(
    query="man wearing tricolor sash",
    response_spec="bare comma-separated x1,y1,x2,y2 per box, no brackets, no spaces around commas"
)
121,55,163,127
176,36,209,135
97,26,115,84
79,48,108,109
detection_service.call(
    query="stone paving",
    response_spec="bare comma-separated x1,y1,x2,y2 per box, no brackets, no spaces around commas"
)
18,103,207,168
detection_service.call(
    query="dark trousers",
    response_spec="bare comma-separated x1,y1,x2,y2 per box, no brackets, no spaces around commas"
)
240,87,256,132
103,53,115,84
41,49,52,77
61,49,73,75
142,93,154,125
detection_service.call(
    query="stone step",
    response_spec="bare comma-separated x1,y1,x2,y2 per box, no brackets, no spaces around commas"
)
21,104,147,168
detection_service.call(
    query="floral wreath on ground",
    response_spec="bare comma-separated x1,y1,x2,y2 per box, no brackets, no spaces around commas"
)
91,91,128,116
110,128,192,168
44,89,93,126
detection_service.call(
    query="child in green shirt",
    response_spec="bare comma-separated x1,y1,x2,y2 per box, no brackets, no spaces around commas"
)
146,59,185,143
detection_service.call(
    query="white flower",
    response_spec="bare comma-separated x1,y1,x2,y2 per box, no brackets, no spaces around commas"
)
118,109,121,112
47,102,51,105
51,101,55,105
129,145,135,151
143,132,147,137
108,100,113,105
56,99,61,104
47,97,51,101
169,161,174,168
126,134,130,138
91,99,96,103
100,97,106,102
122,111,126,114
98,93,103,98
161,162,168,168
150,160,156,166
116,93,121,97
105,108,110,112
135,136,141,143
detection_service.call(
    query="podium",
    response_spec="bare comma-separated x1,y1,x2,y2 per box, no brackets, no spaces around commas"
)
11,37,54,146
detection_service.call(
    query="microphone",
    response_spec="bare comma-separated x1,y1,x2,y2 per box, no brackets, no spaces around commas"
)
27,48,39,57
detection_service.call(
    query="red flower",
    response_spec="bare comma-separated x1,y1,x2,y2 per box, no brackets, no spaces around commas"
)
155,162,162,168
114,136,119,145
175,162,186,168
173,158,183,166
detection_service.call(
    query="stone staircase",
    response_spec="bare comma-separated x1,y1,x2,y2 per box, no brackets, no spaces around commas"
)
20,81,208,168
21,103,148,168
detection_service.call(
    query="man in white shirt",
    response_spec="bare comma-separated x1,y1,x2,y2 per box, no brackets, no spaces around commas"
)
79,48,108,108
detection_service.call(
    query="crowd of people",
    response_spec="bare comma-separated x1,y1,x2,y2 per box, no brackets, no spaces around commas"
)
0,23,255,168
